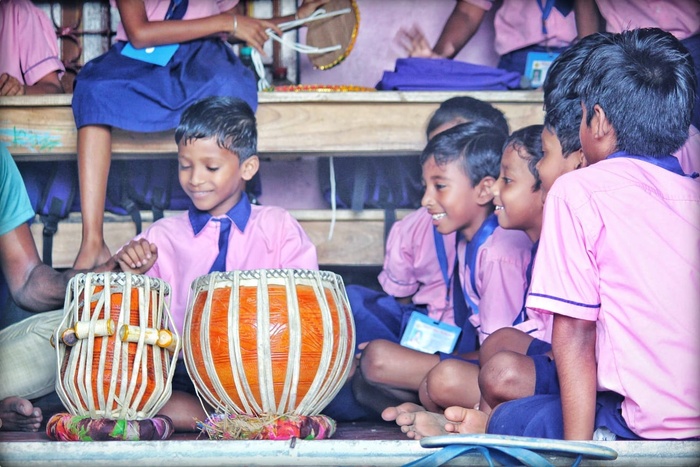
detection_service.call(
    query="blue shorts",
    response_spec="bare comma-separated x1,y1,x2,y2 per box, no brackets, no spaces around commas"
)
487,392,642,440
526,338,559,395
171,359,197,395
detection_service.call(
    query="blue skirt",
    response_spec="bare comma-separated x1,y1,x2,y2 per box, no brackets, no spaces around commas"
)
72,39,258,132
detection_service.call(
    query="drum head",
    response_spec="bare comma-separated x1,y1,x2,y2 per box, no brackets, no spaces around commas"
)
305,0,359,70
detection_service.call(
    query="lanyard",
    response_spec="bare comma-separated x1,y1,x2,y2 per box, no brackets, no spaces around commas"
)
537,0,556,35
606,152,699,178
459,214,499,318
514,240,539,326
433,226,454,307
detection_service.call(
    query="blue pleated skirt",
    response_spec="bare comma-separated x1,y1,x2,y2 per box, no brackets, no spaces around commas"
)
72,39,258,132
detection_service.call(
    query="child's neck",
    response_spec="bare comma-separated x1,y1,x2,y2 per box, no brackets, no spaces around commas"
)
459,209,491,242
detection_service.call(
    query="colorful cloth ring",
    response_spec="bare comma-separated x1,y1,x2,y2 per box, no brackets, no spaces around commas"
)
46,413,174,441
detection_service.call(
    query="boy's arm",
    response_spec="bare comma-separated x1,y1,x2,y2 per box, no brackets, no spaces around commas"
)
552,313,597,440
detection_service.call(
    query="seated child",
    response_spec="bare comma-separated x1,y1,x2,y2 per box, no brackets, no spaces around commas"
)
322,97,509,422
73,0,329,269
428,28,699,442
382,33,603,439
351,121,533,417
493,27,700,441
0,0,65,95
116,96,318,431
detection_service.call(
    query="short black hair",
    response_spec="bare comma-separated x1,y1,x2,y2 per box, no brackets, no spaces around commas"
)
504,125,545,191
576,28,696,156
420,120,507,186
175,96,257,162
543,33,613,157
426,96,509,138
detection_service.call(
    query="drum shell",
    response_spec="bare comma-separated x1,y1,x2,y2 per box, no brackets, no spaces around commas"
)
183,269,355,416
54,273,178,420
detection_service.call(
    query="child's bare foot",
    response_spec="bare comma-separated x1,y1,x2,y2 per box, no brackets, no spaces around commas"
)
381,401,424,422
382,402,450,440
443,405,488,434
74,240,111,270
0,397,42,431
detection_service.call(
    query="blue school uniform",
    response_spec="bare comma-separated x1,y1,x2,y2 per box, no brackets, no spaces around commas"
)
72,38,257,132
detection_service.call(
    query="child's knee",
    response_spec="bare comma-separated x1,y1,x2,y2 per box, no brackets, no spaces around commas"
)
479,351,527,399
358,340,394,383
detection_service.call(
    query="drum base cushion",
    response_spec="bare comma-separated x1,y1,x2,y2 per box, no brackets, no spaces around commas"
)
46,413,174,441
197,413,336,440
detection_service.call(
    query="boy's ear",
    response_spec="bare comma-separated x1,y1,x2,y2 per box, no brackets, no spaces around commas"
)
592,104,614,140
476,176,496,205
240,155,260,182
571,148,588,169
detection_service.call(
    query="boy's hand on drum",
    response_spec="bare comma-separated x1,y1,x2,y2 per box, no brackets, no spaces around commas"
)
115,239,158,273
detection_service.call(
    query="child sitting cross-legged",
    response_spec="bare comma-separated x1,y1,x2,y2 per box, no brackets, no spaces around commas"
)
351,120,534,418
382,33,602,440
115,96,318,432
401,27,700,442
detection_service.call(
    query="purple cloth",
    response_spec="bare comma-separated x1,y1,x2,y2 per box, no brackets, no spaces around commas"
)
376,58,523,91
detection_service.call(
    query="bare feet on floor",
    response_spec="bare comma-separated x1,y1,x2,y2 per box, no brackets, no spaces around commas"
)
382,402,488,440
0,397,43,432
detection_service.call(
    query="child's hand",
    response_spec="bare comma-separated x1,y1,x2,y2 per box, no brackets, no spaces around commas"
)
0,73,25,96
296,0,331,20
395,25,439,59
115,239,158,274
231,15,282,56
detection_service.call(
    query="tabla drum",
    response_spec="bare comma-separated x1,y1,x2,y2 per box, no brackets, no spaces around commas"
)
183,269,355,417
54,272,179,420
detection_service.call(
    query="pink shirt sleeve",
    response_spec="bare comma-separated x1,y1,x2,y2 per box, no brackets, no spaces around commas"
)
526,184,601,322
0,0,64,86
378,208,457,323
492,0,578,56
467,227,533,343
594,0,700,40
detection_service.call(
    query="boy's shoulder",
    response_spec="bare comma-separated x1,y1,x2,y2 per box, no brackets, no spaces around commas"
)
479,226,532,261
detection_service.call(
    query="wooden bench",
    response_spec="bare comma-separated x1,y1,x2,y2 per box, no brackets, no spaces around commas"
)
1,90,545,268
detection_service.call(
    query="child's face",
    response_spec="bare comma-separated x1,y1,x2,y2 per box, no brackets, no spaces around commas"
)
537,127,584,201
177,137,257,216
492,143,543,242
421,155,488,238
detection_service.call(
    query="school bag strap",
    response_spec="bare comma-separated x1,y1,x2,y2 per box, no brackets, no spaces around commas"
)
38,162,77,267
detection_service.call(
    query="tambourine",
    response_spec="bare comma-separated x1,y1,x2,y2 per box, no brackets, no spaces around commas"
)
305,0,360,70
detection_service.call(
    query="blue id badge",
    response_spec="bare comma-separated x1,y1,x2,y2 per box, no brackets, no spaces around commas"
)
400,311,461,354
121,42,180,66
524,51,560,88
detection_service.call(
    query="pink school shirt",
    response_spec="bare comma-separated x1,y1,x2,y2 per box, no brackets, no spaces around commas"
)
135,205,318,335
594,0,700,40
111,0,238,42
461,226,533,344
379,208,457,324
464,0,578,56
675,125,700,175
0,0,65,85
527,156,700,440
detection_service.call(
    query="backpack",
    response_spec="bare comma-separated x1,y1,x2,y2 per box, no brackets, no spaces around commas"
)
17,159,193,267
317,156,424,238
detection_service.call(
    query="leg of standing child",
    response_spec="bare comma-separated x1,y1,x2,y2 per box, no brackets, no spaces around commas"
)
74,124,113,269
